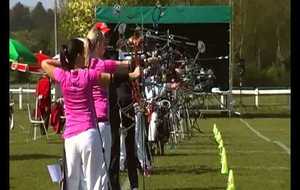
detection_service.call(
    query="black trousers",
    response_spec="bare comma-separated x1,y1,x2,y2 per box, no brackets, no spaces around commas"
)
110,100,138,190
109,104,121,190
120,100,138,189
110,110,121,190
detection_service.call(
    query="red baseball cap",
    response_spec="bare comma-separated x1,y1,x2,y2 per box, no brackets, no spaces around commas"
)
95,22,110,34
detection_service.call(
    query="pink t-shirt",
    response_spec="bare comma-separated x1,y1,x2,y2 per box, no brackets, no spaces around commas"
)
89,58,117,120
53,67,100,139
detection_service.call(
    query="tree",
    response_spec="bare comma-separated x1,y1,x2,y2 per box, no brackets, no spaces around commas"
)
46,9,55,31
59,0,103,39
31,2,48,29
10,2,32,31
58,0,179,39
231,0,290,86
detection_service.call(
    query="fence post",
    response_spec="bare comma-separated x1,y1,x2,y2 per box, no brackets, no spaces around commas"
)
255,88,259,108
220,95,224,108
288,93,291,111
19,87,23,110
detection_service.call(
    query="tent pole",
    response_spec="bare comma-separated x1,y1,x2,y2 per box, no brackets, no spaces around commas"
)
54,0,58,55
228,0,234,117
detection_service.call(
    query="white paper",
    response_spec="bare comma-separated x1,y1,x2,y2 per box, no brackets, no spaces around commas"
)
47,164,62,183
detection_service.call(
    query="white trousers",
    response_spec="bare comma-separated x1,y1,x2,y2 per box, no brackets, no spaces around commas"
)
64,128,106,190
98,122,111,170
119,128,127,171
135,111,151,169
148,111,158,142
79,122,111,190
120,108,151,171
98,122,111,190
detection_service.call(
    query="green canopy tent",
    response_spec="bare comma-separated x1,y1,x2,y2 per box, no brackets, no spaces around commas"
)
96,5,231,24
96,5,234,114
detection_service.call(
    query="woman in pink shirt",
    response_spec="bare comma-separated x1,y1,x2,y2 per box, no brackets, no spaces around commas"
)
85,23,134,189
41,38,140,190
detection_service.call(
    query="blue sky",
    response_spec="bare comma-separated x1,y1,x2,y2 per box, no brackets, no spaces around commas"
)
10,0,54,9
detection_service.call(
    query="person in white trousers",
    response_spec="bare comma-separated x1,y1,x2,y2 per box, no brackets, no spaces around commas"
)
85,22,140,189
41,37,141,190
119,104,152,175
134,104,152,174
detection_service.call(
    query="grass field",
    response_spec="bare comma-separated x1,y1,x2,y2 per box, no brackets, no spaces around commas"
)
135,118,290,190
10,106,290,190
185,94,290,116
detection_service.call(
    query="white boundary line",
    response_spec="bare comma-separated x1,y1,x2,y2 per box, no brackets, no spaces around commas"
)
240,119,290,155
240,119,271,142
273,141,291,155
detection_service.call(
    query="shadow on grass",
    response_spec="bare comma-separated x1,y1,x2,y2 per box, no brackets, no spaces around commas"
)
155,151,205,157
163,152,216,157
174,145,217,151
10,154,61,161
47,140,63,144
156,187,225,190
153,165,218,175
159,153,190,157
177,142,216,147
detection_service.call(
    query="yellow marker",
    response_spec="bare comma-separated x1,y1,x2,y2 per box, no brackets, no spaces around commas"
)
218,139,224,149
221,147,228,174
226,169,235,190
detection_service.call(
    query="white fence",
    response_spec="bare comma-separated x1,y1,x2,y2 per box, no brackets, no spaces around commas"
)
9,87,290,110
10,87,56,110
231,89,290,107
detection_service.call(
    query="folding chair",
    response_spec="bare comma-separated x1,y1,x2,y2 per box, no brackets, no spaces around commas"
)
27,102,49,141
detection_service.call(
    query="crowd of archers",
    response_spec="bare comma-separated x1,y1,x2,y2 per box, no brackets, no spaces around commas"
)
20,21,217,190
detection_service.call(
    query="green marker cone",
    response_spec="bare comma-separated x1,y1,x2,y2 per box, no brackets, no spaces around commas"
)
213,124,218,136
226,169,235,190
216,131,222,143
218,139,224,150
221,147,228,174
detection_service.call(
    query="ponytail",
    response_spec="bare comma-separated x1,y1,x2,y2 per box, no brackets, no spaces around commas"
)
60,45,73,70
86,25,105,66
84,38,91,67
59,38,85,70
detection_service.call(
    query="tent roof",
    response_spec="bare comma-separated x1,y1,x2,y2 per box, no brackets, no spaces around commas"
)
96,5,232,24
